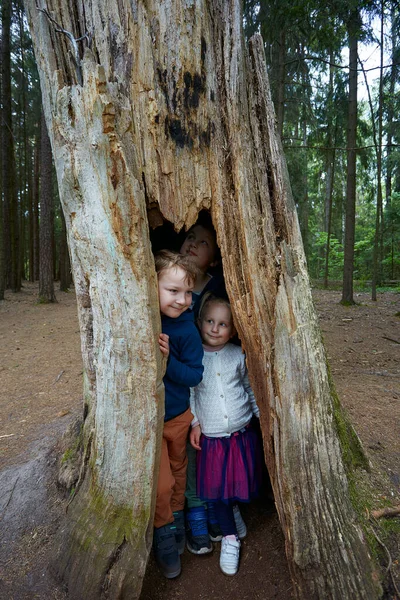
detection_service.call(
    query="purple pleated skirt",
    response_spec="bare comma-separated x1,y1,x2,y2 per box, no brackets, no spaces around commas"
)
196,424,263,504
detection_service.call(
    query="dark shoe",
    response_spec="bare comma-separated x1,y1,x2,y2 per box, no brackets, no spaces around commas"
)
207,502,223,542
153,524,181,579
208,521,223,542
172,510,185,555
186,507,213,555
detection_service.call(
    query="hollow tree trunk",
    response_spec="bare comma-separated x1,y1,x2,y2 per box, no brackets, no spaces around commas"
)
24,1,380,599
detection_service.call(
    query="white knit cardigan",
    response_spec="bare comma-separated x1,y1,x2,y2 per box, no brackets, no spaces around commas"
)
190,343,259,437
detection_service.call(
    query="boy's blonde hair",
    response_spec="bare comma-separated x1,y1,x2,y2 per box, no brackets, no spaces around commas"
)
155,250,199,286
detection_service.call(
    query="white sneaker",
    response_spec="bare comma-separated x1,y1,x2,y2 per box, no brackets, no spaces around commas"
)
233,504,247,539
220,535,240,576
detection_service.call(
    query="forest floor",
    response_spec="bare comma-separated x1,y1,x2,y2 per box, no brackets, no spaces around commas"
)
0,281,399,599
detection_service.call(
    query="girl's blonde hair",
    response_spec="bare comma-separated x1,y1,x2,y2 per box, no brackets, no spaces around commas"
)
198,292,231,321
154,249,199,286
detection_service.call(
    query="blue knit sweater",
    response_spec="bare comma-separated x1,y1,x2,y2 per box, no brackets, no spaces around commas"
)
162,310,204,421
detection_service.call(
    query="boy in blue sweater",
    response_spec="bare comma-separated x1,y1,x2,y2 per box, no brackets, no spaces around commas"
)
154,250,204,579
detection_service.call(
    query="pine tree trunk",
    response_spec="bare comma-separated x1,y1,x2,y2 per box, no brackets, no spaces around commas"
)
341,11,358,305
371,6,385,301
38,111,56,303
0,167,4,299
28,155,35,282
25,2,380,599
2,0,20,292
33,139,40,281
323,56,336,289
59,209,71,291
0,55,3,300
18,4,29,283
276,30,286,138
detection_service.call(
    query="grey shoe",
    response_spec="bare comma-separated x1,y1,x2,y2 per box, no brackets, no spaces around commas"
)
153,524,181,579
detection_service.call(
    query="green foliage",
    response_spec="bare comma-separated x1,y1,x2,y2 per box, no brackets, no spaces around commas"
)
243,0,400,291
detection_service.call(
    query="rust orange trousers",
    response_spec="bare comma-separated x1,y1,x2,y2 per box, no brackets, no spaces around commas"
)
154,408,193,528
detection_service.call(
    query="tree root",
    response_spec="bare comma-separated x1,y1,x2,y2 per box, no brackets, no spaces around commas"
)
368,517,400,599
371,506,400,519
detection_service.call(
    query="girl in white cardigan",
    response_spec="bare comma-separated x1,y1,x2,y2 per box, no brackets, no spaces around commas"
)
190,295,262,576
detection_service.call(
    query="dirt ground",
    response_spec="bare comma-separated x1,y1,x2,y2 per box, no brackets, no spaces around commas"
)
0,282,399,599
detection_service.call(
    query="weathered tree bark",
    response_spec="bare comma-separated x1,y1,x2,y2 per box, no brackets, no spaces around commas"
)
39,111,56,303
25,2,380,599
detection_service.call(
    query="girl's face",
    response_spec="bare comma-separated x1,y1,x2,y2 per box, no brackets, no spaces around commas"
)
199,303,234,351
180,225,217,273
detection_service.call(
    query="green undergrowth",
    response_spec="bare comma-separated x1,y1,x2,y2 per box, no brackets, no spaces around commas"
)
311,279,400,294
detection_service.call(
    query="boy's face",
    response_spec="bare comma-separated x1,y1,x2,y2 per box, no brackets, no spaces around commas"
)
199,303,234,350
158,266,194,318
180,225,217,273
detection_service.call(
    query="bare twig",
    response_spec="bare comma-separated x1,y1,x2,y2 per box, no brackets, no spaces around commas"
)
382,336,400,345
369,521,400,598
54,369,65,383
283,143,399,151
285,54,400,73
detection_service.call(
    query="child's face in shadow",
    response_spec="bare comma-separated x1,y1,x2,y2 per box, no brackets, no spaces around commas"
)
180,225,217,273
199,303,235,350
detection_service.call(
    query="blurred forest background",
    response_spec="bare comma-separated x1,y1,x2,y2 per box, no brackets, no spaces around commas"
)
0,0,399,303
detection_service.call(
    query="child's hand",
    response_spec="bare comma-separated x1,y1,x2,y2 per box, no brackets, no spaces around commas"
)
190,425,202,451
158,333,169,358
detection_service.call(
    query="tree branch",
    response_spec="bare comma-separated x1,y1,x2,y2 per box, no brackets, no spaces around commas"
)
285,54,400,73
37,5,91,85
283,144,399,151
